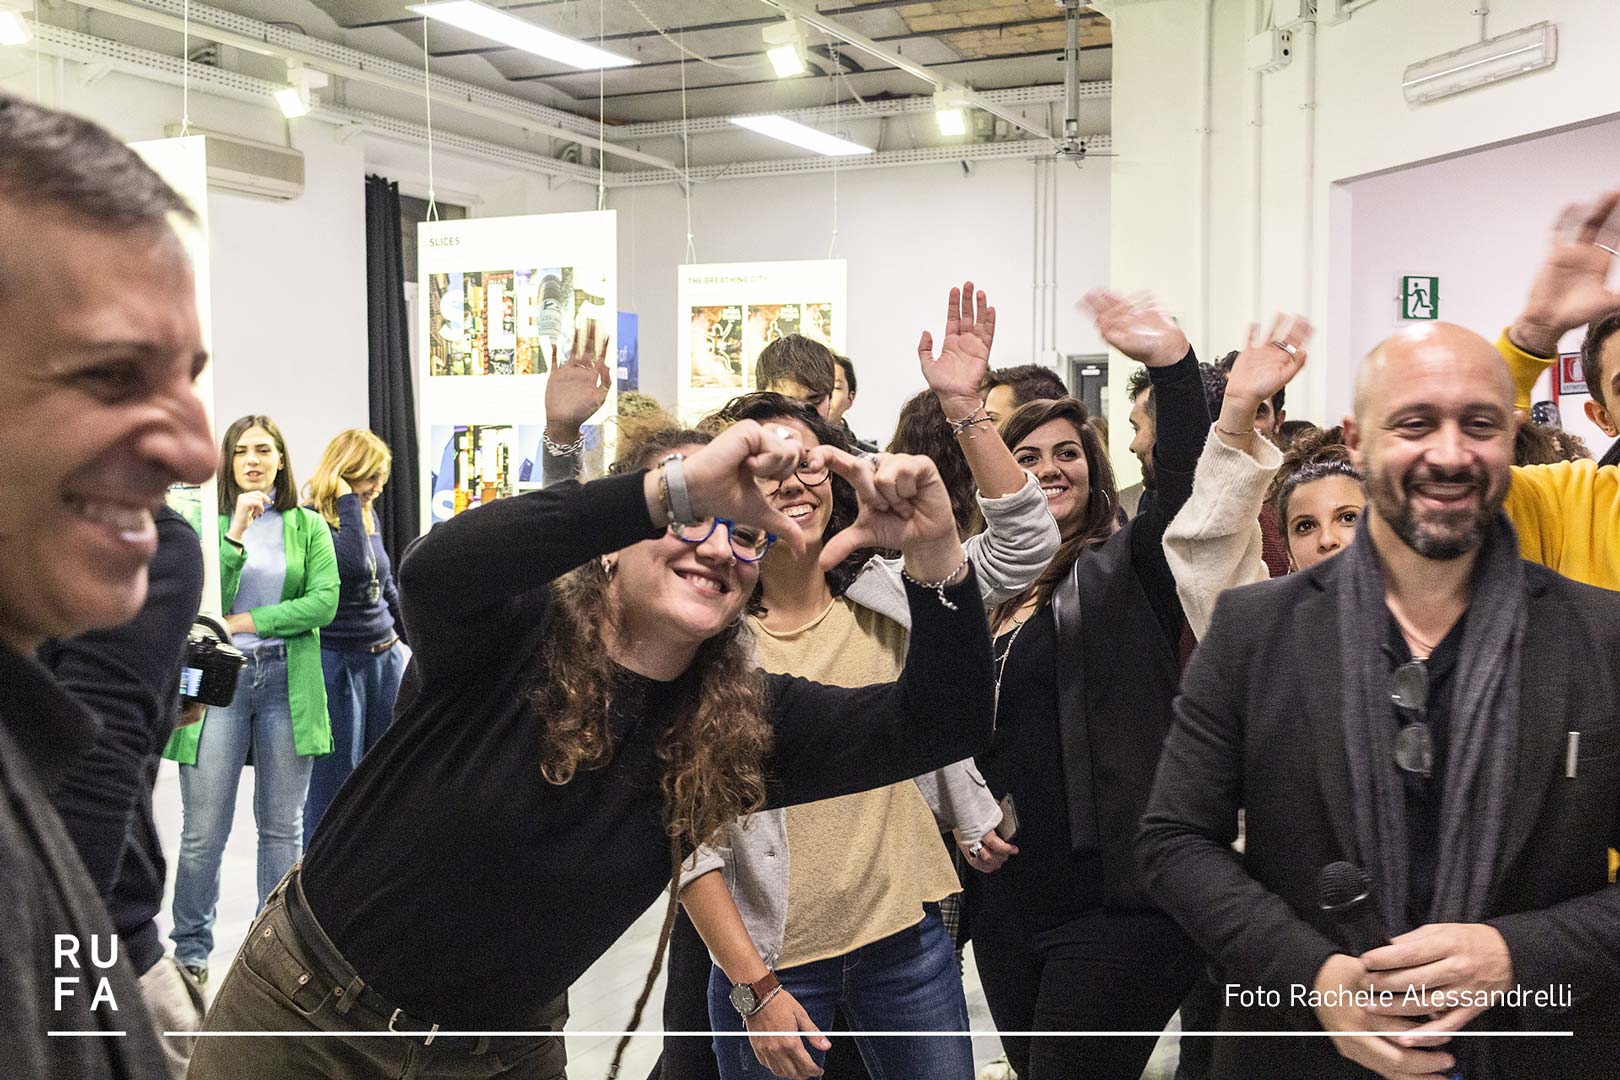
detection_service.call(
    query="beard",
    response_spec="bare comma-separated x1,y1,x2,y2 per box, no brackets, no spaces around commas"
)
1366,459,1505,560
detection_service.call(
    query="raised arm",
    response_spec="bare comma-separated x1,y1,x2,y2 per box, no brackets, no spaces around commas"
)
1500,190,1620,409
1164,316,1311,638
920,280,1027,499
763,450,993,809
1083,288,1213,637
540,321,613,485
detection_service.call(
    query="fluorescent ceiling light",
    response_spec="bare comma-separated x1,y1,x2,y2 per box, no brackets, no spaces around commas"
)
0,3,32,46
410,1,635,70
1402,21,1556,104
274,86,310,119
731,115,872,156
767,43,805,78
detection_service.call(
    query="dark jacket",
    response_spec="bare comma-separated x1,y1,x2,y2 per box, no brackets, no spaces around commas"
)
44,507,204,976
0,645,169,1079
1049,349,1208,910
1137,554,1620,1079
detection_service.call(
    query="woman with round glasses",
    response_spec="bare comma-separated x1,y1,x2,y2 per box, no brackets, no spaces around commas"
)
674,285,1061,1080
188,369,999,1080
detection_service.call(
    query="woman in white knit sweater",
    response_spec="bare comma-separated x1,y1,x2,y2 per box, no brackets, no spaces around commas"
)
1163,316,1367,638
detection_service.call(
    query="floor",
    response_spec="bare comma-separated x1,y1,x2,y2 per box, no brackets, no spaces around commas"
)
151,761,1179,1079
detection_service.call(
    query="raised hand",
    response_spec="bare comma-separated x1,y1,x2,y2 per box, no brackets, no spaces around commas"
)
919,280,997,417
544,321,613,436
1221,315,1312,429
226,490,272,543
745,988,830,1079
678,420,807,556
1511,190,1620,355
1083,288,1190,368
813,448,960,573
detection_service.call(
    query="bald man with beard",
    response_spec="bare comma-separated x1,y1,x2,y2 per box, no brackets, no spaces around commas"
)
1138,323,1620,1080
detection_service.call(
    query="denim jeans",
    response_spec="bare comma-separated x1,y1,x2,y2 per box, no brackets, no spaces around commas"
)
171,644,313,969
304,642,407,846
707,907,973,1080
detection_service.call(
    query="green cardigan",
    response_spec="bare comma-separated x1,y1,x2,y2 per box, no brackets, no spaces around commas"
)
163,507,339,764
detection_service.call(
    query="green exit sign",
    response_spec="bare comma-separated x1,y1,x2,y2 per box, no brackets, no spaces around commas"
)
1401,275,1439,320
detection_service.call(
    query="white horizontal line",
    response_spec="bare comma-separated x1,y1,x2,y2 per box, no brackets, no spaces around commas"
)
177,1030,1576,1038
48,1031,127,1037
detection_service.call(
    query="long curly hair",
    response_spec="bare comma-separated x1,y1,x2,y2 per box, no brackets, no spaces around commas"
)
531,426,775,1074
887,389,983,538
529,426,772,849
988,397,1118,628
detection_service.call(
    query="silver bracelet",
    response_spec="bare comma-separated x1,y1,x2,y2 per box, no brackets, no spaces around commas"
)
901,553,969,611
543,429,586,457
659,453,698,526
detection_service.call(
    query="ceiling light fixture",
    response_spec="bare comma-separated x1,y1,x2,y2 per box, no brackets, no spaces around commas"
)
274,63,328,119
409,0,635,70
730,115,873,157
934,90,969,137
1402,20,1556,104
0,0,33,47
762,18,807,78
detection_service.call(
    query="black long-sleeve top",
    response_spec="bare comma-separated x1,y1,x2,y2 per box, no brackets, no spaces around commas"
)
988,350,1208,913
301,471,995,1029
317,493,404,649
43,507,204,976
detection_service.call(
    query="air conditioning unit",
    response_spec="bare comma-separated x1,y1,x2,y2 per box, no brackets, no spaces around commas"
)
162,125,305,201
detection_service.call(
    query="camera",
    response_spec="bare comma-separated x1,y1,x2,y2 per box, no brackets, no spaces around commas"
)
179,616,246,708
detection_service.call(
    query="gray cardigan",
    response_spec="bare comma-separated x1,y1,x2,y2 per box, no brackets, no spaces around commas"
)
679,471,1061,969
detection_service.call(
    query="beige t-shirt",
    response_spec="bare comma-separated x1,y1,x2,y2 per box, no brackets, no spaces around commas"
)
751,597,962,969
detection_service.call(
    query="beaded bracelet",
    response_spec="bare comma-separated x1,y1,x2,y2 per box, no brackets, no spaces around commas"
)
946,409,993,437
901,553,970,611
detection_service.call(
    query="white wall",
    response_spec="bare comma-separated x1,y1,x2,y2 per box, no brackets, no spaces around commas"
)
1108,0,1620,451
1344,114,1620,459
609,157,1112,446
0,59,599,479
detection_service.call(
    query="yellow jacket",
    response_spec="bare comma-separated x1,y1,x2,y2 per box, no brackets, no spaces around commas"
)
1497,331,1620,592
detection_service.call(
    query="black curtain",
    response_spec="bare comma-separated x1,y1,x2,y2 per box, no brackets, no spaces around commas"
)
364,175,420,569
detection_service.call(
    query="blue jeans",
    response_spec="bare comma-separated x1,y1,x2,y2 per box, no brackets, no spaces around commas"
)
304,642,406,847
707,907,973,1080
171,644,313,969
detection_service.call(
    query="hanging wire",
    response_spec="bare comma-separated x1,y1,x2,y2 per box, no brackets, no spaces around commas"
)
825,41,841,259
680,22,695,264
623,0,755,71
179,0,191,134
421,15,439,220
595,0,605,210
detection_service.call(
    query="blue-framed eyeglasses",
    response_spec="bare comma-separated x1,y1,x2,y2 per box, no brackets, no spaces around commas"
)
671,517,776,562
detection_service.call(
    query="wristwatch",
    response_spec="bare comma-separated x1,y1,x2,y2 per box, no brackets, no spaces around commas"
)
728,970,781,1019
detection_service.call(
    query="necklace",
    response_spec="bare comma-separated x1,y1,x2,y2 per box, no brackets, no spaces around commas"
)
992,617,1027,720
1388,607,1439,658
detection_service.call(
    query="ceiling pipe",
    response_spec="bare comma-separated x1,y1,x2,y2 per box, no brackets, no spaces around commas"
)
70,0,684,173
753,0,1056,141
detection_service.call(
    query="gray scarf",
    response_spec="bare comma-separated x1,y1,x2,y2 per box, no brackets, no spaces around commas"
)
1336,510,1526,934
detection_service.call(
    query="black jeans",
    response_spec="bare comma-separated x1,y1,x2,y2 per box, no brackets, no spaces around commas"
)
190,868,567,1080
970,884,1198,1080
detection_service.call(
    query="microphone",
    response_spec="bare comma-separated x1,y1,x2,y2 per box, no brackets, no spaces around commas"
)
1318,863,1468,1079
1317,861,1389,957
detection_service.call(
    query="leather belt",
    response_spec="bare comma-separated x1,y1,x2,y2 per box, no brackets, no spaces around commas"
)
367,636,399,655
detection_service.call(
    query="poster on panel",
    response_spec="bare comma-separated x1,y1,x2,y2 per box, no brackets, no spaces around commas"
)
129,136,222,617
676,260,847,424
417,211,617,530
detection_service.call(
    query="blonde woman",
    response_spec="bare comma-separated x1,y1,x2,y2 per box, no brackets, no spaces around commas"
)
301,429,408,846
